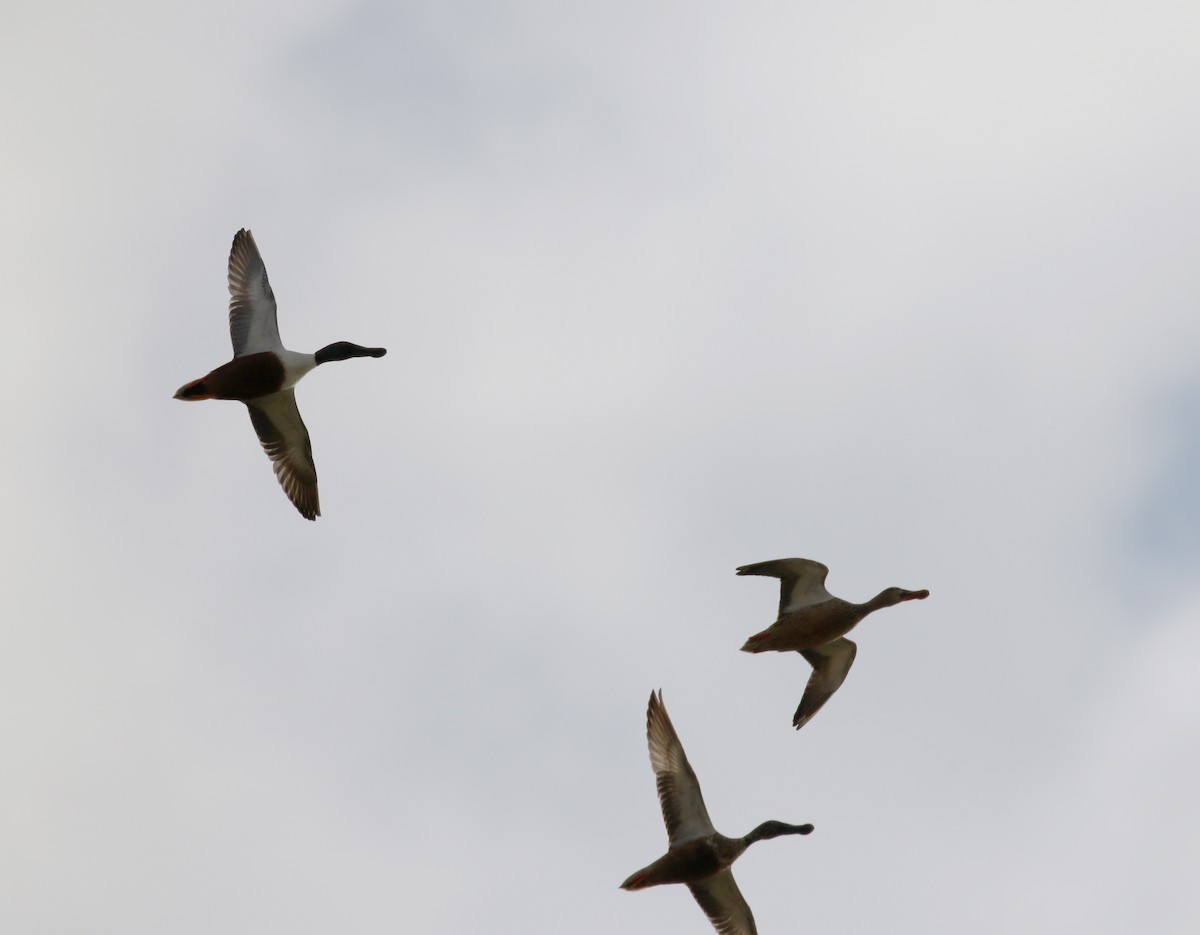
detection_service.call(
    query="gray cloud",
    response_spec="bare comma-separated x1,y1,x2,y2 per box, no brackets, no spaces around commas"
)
3,1,1200,933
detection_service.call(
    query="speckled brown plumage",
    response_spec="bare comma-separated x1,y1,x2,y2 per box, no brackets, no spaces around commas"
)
738,558,929,729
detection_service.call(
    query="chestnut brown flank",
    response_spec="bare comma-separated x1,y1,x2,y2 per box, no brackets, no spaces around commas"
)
188,352,286,401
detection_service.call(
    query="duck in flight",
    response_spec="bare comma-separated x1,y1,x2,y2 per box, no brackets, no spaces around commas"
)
621,690,814,935
738,558,929,730
174,229,386,520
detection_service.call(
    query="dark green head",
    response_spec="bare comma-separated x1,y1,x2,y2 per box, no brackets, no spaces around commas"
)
745,820,815,844
315,342,388,364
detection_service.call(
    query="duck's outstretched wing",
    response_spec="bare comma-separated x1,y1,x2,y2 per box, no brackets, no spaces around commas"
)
688,869,758,935
646,690,714,846
794,637,857,730
737,558,832,614
245,390,320,520
228,229,283,357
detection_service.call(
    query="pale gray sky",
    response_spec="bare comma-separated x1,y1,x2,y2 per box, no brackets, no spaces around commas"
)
2,1,1199,932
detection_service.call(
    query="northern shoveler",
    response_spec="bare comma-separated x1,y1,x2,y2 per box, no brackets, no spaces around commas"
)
174,229,386,520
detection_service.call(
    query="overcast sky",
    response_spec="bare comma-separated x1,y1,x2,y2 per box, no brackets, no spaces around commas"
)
3,1,1199,932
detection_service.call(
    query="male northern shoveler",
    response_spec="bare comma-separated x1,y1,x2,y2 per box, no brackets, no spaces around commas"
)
175,229,386,520
738,558,929,730
621,690,814,935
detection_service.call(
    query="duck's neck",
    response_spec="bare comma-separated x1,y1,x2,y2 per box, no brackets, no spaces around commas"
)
276,349,320,389
861,590,896,614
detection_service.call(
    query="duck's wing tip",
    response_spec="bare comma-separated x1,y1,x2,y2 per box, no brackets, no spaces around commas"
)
688,869,758,935
644,691,715,845
227,229,282,357
245,391,320,521
793,638,857,730
737,558,831,614
736,557,827,577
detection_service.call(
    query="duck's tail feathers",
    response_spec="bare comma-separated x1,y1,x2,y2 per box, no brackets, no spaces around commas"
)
740,630,772,652
619,868,652,890
174,379,215,401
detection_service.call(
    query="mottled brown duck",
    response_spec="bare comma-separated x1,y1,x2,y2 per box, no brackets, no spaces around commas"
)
621,690,814,935
738,558,929,730
175,229,386,520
